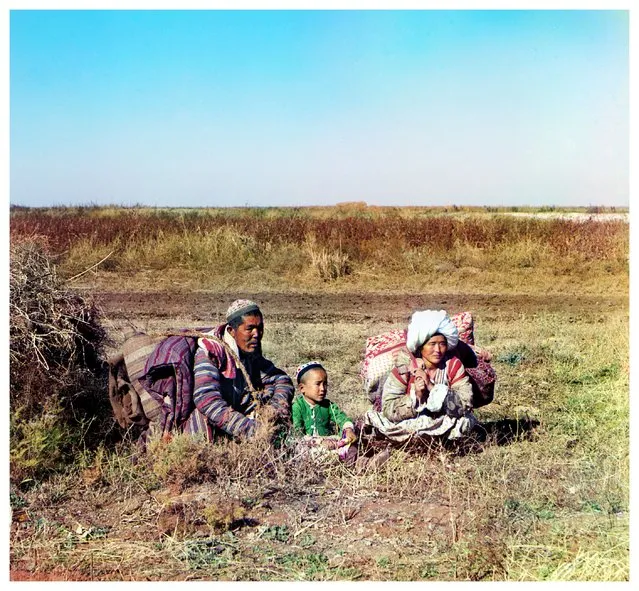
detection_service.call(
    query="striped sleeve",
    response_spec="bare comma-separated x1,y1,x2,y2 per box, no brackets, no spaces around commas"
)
193,347,255,438
446,356,473,409
257,357,294,420
447,357,466,386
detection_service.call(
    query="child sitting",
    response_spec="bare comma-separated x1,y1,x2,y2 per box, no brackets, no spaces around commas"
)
292,361,357,460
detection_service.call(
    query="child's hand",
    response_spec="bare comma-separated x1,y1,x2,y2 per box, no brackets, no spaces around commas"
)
342,428,357,445
321,438,340,450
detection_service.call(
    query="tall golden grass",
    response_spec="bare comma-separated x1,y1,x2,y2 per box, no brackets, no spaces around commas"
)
9,206,628,295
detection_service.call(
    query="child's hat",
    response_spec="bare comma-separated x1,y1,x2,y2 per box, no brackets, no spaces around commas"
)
295,361,325,384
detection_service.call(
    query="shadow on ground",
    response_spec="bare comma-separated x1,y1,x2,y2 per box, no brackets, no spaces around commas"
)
357,417,541,459
445,417,541,456
474,417,540,444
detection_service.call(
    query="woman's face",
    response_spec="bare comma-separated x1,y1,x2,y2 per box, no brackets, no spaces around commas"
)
420,334,448,367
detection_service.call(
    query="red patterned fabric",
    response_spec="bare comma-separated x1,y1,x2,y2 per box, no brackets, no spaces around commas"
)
466,360,496,408
360,328,407,379
450,311,474,346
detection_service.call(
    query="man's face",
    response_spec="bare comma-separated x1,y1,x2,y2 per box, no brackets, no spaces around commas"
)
229,313,264,354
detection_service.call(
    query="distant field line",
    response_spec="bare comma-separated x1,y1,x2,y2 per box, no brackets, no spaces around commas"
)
498,212,628,223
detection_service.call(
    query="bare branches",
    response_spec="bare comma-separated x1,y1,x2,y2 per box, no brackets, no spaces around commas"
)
10,237,109,417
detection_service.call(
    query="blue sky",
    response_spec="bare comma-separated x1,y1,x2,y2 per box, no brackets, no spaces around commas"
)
9,9,629,207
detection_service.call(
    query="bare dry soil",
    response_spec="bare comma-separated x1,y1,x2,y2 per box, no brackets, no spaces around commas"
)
93,290,626,323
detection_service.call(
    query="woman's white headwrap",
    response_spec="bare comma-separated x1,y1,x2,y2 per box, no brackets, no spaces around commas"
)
406,310,459,353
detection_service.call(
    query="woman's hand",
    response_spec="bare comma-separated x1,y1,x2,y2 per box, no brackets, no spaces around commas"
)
414,376,427,404
412,367,431,404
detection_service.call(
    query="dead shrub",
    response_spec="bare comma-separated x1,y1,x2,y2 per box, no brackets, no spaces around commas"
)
145,405,279,489
10,237,111,482
142,405,325,497
147,434,216,491
202,501,248,533
304,233,351,281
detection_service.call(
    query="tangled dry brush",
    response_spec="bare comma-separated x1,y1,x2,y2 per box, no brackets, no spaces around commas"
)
10,237,111,481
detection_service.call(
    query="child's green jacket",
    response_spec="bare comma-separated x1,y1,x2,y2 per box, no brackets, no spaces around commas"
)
291,395,354,437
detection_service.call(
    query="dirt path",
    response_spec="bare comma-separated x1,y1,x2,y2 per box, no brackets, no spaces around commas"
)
91,290,627,324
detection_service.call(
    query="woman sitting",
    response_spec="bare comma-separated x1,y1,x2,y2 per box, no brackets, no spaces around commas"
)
364,309,477,442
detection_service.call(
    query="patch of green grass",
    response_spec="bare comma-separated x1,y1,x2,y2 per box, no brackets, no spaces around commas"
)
504,498,556,521
273,551,361,581
258,524,291,543
10,491,28,509
496,350,526,366
180,535,238,570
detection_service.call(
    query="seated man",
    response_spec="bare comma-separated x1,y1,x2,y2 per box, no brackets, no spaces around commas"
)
184,299,294,440
127,299,294,443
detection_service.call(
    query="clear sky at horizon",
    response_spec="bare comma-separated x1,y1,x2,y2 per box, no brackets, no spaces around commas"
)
10,9,629,208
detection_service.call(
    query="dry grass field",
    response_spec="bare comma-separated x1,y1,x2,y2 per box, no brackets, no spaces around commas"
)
9,205,629,581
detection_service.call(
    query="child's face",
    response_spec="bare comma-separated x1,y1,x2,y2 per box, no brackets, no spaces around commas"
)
299,368,328,404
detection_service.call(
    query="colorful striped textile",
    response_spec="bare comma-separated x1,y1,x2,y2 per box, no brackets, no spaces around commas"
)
192,325,294,439
107,332,166,432
141,327,214,435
